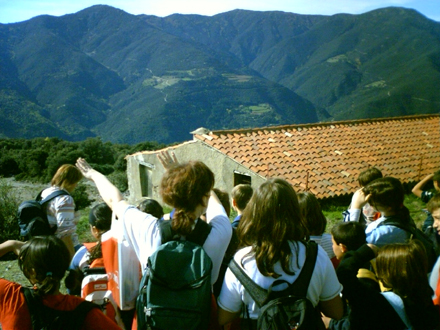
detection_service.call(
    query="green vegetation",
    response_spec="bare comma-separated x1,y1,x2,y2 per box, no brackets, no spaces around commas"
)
0,137,165,188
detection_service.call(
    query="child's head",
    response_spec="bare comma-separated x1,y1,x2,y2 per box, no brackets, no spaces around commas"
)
89,202,113,239
433,170,440,191
357,167,383,187
239,178,306,277
376,240,430,300
427,193,440,234
363,177,404,215
231,184,253,213
137,198,164,219
19,236,70,296
297,191,326,236
160,161,214,235
331,222,366,259
51,164,83,192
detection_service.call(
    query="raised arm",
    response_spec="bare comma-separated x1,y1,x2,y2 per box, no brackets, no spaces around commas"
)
0,240,24,258
75,158,128,218
412,173,434,198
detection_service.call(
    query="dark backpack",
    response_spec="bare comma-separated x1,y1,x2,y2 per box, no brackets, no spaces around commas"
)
136,219,213,330
229,241,321,330
22,287,98,330
17,189,69,240
379,218,438,272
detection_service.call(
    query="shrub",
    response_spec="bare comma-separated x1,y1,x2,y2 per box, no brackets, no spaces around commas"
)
71,183,93,210
0,178,20,243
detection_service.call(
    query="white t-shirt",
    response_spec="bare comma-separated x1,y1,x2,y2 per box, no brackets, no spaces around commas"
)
218,241,343,319
116,197,232,285
41,186,80,247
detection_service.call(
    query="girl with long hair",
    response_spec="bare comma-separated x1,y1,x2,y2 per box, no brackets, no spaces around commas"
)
0,236,121,330
40,164,83,258
217,178,343,326
336,240,440,330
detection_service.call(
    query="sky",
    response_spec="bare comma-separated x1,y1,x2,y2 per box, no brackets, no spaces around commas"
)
0,0,439,24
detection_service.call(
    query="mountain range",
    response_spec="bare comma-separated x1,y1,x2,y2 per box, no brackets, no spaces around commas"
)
0,5,439,144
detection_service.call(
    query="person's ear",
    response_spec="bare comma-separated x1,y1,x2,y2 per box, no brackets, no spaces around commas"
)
339,243,348,253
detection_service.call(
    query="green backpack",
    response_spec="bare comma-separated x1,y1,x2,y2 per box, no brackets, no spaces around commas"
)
136,219,212,330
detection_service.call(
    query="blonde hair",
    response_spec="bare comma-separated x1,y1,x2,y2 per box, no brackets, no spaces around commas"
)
51,164,83,190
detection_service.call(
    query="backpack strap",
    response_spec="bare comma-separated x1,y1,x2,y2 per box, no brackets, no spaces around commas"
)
158,218,212,246
22,286,98,330
287,241,318,298
37,189,70,205
378,217,414,234
229,241,318,307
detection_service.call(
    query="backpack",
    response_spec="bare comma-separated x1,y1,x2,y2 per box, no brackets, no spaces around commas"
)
136,219,213,330
18,189,69,240
228,241,321,330
81,266,126,329
22,286,98,330
379,218,438,272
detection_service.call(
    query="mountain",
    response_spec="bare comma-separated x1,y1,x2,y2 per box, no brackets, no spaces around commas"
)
0,6,439,144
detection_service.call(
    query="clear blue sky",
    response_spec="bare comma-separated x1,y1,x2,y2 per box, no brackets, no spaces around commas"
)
0,0,438,24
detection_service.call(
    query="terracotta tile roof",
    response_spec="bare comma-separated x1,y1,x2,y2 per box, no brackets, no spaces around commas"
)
195,114,440,199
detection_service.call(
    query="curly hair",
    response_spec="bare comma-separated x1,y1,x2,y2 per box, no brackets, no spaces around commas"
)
160,161,214,236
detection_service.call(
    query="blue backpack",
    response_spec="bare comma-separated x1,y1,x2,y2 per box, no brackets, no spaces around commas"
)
17,189,69,240
136,219,212,330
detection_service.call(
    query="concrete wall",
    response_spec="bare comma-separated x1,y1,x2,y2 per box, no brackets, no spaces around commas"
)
126,140,265,206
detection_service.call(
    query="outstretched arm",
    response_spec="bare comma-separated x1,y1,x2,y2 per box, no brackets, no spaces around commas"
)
0,240,24,258
75,158,128,217
412,173,434,198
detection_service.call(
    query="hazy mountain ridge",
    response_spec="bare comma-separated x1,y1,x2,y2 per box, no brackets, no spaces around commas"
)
0,5,438,144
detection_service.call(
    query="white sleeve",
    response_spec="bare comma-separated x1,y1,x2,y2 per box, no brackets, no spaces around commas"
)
204,196,232,284
117,202,161,272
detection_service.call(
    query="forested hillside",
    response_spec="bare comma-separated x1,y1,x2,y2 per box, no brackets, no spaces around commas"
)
0,6,439,144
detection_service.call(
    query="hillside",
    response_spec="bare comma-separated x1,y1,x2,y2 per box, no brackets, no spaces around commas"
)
0,6,439,144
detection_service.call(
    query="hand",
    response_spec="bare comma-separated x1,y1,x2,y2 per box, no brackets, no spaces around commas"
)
75,158,96,180
351,188,371,209
157,150,179,170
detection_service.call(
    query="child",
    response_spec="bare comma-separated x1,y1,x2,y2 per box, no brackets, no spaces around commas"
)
412,170,440,231
336,240,439,330
354,177,412,247
0,236,121,329
137,198,164,219
331,221,367,261
230,184,253,228
345,167,382,226
217,178,343,326
427,194,440,302
327,222,378,330
297,191,338,267
70,203,113,281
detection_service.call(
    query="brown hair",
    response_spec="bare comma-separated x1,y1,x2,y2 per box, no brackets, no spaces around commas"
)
160,161,214,236
376,241,435,329
238,178,308,278
363,177,411,225
427,193,440,214
231,184,253,211
297,191,327,235
51,164,83,190
19,236,70,297
357,167,383,187
213,188,231,217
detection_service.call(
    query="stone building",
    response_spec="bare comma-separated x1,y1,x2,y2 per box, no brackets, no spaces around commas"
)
125,114,440,205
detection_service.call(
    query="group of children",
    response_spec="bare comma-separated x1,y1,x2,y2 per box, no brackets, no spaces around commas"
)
1,153,440,330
